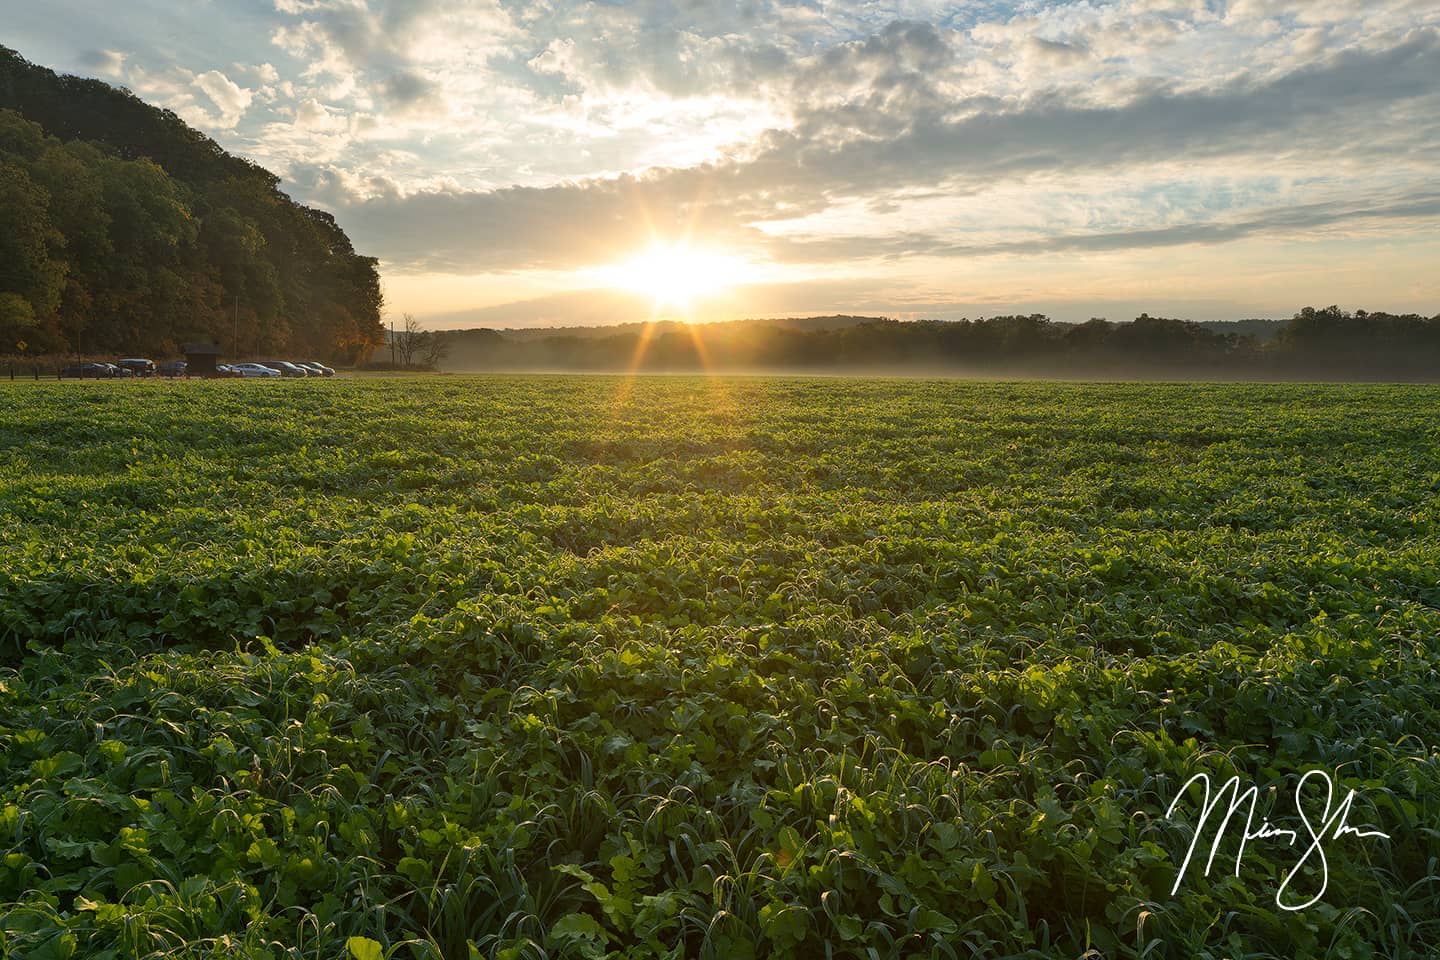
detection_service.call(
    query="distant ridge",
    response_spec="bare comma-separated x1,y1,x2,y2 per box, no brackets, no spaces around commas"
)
483,314,884,342
428,307,1440,379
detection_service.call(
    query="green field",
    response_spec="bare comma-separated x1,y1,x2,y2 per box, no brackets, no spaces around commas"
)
2,377,1438,959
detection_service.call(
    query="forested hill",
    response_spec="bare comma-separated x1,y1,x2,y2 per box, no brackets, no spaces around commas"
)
0,46,383,362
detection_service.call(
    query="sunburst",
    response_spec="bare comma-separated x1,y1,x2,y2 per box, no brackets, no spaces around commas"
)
603,243,748,314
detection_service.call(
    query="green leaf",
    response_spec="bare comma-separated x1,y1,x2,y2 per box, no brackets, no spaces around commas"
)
914,907,958,934
30,933,77,960
550,912,608,956
930,821,960,851
346,937,384,960
32,751,84,780
396,856,431,883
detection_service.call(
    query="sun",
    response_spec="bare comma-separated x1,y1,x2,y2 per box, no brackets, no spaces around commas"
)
602,243,748,313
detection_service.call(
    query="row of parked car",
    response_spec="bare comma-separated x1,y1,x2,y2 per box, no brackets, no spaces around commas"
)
60,358,336,379
60,359,178,378
222,361,336,378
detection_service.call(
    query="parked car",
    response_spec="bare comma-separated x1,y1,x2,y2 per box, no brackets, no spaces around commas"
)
159,360,188,378
231,362,281,378
298,361,335,377
60,362,113,379
210,363,243,378
116,358,156,377
97,362,131,378
258,361,309,378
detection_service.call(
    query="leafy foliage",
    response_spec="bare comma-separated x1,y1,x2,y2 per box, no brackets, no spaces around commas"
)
0,46,383,363
2,377,1439,958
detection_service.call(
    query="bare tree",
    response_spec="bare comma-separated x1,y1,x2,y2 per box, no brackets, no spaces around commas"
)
395,313,422,367
389,313,449,370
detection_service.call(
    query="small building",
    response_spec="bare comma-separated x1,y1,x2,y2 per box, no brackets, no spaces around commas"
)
182,343,220,377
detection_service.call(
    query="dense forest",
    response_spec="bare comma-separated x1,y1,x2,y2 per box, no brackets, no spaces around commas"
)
0,46,382,363
437,308,1440,379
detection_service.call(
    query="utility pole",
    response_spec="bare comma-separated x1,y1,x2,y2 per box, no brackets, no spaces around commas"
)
390,320,396,368
233,296,239,362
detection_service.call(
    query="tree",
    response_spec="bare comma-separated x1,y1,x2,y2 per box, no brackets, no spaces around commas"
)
0,158,66,318
394,313,422,368
389,313,448,370
0,48,385,360
420,328,449,370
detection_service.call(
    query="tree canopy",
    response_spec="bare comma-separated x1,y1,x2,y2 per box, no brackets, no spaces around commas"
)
0,46,382,362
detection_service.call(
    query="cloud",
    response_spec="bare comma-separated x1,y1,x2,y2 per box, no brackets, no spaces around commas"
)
310,29,1440,272
320,172,736,273
1024,36,1090,64
762,189,1440,263
419,276,908,329
78,49,126,77
1224,0,1375,26
382,69,445,114
292,97,348,132
527,38,578,78
757,28,1440,199
193,69,254,127
270,0,518,78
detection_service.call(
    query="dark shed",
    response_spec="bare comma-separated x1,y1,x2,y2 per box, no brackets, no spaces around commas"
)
183,343,220,377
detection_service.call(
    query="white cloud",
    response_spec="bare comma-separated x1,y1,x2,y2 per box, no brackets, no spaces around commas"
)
527,37,577,78
193,69,254,128
293,97,347,132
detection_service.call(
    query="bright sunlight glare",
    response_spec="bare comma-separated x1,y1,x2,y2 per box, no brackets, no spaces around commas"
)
599,244,753,312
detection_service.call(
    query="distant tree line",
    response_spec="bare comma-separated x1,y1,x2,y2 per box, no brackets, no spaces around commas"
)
0,46,383,363
436,308,1440,379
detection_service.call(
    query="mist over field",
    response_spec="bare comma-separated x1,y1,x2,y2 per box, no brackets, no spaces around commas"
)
421,309,1440,382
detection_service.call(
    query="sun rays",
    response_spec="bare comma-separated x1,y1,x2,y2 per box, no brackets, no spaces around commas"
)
601,243,750,315
597,240,751,403
595,242,743,417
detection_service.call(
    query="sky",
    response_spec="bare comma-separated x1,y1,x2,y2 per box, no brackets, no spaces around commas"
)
3,0,1440,328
